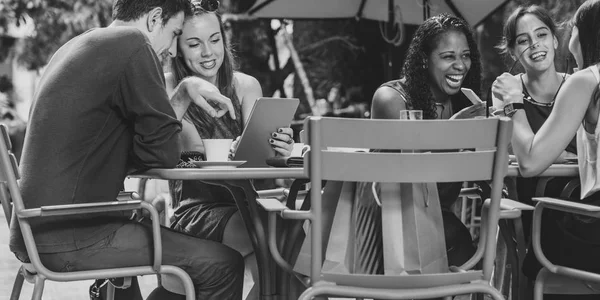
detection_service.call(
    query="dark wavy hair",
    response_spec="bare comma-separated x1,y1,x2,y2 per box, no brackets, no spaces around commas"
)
573,0,600,68
497,5,558,55
170,1,239,138
112,0,192,25
401,13,481,119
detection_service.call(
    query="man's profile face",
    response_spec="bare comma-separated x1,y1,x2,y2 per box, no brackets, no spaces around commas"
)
151,12,184,63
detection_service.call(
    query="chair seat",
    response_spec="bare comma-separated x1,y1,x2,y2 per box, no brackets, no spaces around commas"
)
322,270,483,289
543,273,600,295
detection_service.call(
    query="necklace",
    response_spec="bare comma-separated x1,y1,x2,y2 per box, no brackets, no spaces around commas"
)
523,94,554,107
522,72,567,108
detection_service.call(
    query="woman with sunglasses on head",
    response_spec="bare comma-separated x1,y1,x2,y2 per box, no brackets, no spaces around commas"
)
359,14,486,273
493,1,600,298
162,1,293,299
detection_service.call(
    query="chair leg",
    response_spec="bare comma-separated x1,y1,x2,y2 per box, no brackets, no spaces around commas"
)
501,220,520,300
483,285,506,300
106,283,116,300
10,269,25,300
31,275,45,300
161,265,196,300
298,286,320,300
534,268,549,300
513,217,530,300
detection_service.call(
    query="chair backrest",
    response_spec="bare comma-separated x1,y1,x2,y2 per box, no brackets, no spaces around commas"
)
0,123,50,274
303,116,512,284
0,124,18,225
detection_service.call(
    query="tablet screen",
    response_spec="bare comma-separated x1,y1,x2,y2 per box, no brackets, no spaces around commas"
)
233,97,300,167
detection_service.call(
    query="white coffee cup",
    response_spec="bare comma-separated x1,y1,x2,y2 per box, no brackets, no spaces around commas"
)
291,143,305,157
203,139,233,161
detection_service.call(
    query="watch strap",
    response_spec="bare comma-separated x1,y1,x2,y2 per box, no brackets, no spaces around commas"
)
510,103,525,110
504,102,525,117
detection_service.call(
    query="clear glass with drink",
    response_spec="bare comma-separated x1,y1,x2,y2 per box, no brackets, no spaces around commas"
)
399,110,423,120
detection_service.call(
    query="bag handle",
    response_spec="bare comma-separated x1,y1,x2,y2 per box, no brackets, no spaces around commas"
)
371,182,431,207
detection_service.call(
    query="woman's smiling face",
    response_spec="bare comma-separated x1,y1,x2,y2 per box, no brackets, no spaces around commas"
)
512,13,557,73
427,30,471,99
178,13,224,85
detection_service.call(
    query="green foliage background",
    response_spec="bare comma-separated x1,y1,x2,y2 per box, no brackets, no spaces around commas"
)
0,0,589,106
0,0,113,70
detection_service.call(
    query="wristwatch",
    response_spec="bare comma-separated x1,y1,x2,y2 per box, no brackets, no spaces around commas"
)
503,102,525,118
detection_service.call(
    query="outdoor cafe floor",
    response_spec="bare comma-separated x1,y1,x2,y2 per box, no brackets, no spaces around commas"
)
0,212,161,299
0,212,360,300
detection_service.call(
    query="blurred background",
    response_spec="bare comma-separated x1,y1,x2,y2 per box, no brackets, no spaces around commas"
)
0,0,587,149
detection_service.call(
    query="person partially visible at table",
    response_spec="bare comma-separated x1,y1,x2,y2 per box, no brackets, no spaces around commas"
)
164,2,294,299
362,13,486,269
0,76,26,162
8,0,246,299
493,0,600,297
496,4,578,237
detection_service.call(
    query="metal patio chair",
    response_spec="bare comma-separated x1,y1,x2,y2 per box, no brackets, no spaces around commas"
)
0,124,195,300
531,177,600,299
259,116,512,299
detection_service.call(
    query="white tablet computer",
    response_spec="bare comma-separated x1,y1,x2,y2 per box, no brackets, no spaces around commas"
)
233,97,300,167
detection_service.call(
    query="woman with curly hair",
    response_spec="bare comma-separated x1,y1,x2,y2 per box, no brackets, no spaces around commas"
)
362,13,486,270
372,13,485,121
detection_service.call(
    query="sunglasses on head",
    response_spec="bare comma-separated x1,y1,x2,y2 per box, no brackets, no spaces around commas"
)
193,0,220,12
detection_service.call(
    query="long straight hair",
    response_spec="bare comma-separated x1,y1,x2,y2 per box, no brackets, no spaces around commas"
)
498,5,558,54
170,6,239,137
573,0,600,68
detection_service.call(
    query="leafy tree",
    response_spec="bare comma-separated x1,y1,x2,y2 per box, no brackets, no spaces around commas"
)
0,0,112,70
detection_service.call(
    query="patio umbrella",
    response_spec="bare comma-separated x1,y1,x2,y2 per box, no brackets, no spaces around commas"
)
246,0,510,102
247,0,509,27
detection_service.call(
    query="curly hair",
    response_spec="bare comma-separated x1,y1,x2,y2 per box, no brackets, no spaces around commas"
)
170,1,239,138
401,13,482,119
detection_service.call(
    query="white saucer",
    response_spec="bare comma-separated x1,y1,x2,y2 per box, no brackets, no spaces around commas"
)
191,160,247,169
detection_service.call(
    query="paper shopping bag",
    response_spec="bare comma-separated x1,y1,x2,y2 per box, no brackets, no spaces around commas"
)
293,181,356,275
379,182,449,275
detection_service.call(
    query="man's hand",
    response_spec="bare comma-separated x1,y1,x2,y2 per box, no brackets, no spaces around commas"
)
183,77,236,119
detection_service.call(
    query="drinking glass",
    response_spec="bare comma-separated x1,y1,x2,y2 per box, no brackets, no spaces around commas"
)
409,110,423,120
399,110,423,120
399,110,410,120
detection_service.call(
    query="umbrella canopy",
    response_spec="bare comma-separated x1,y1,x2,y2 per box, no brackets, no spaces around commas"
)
247,0,509,27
